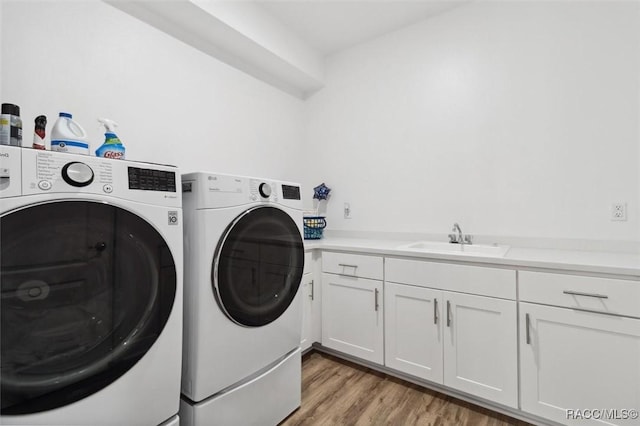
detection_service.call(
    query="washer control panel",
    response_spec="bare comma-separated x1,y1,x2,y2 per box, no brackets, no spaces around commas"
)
128,166,176,192
31,151,113,193
62,162,95,187
18,149,180,207
0,145,21,197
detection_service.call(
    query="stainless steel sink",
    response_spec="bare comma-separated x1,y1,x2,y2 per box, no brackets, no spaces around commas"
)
396,241,510,257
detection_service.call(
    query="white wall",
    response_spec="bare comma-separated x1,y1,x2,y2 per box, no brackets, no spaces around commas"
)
304,1,640,243
1,0,305,182
0,1,4,100
3,1,639,245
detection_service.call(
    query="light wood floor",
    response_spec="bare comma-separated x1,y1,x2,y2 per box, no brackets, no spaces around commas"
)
280,351,532,426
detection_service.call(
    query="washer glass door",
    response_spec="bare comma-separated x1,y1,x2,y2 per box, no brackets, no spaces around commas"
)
213,206,304,327
0,200,176,415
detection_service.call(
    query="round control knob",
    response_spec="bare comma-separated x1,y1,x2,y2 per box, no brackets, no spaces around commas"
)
62,162,94,187
258,183,272,198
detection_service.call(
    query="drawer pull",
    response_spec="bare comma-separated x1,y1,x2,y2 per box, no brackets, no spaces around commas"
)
309,280,314,301
446,300,451,327
563,290,609,299
525,313,531,344
374,288,379,311
434,298,438,325
338,263,359,277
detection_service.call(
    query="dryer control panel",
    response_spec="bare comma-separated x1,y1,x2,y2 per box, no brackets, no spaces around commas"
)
249,179,277,202
282,184,300,200
182,172,302,210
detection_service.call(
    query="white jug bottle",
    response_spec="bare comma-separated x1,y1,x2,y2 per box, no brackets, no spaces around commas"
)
51,112,89,155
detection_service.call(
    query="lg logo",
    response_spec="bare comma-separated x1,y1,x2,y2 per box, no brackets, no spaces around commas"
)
168,211,179,225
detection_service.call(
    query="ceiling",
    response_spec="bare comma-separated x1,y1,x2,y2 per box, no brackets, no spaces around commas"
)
109,0,470,97
255,1,469,56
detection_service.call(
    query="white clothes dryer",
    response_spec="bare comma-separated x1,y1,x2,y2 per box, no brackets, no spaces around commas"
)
0,146,183,426
180,172,304,426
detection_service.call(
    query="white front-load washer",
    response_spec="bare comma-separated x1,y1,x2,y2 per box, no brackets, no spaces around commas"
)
0,146,183,426
180,172,304,426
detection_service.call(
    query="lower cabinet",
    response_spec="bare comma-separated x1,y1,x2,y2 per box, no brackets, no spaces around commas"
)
384,282,443,382
312,251,640,425
520,302,640,425
322,273,384,364
443,291,517,408
301,251,321,352
300,271,314,352
385,282,518,408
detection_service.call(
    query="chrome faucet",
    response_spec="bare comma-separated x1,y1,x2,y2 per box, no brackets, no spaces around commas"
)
449,222,472,244
453,223,462,241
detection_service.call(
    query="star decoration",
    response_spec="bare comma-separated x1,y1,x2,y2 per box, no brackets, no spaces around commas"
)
313,183,331,201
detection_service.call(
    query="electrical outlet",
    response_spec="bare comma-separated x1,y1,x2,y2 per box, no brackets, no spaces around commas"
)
611,203,627,221
344,202,352,219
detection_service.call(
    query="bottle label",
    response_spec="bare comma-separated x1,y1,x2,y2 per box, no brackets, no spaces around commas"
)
51,139,89,149
51,139,89,154
0,115,21,146
10,126,21,140
103,150,125,159
0,116,9,145
96,143,125,159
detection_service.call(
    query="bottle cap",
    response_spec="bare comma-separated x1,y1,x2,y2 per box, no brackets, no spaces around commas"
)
59,112,72,118
1,103,20,116
34,115,47,127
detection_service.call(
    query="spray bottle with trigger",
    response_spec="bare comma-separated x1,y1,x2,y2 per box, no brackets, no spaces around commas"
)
96,118,125,159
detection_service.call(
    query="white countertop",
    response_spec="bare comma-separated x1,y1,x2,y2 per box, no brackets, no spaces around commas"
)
304,237,640,278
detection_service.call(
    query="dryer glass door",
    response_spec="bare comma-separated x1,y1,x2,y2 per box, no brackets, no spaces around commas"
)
0,200,176,415
213,206,304,327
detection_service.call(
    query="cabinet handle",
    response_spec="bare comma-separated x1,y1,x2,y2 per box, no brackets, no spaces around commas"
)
309,279,314,301
446,300,451,327
337,264,359,277
434,298,438,325
374,288,379,311
525,313,531,345
563,290,608,299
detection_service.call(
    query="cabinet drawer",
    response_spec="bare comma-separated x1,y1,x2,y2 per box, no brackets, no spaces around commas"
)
385,258,516,300
322,252,383,280
519,271,640,318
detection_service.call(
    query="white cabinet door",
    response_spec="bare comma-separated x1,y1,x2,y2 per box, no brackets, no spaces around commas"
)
300,272,313,351
322,273,383,364
443,292,518,408
385,282,443,383
520,302,640,425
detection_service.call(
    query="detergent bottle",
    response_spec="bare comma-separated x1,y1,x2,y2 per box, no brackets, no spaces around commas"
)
51,112,89,154
95,118,125,159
